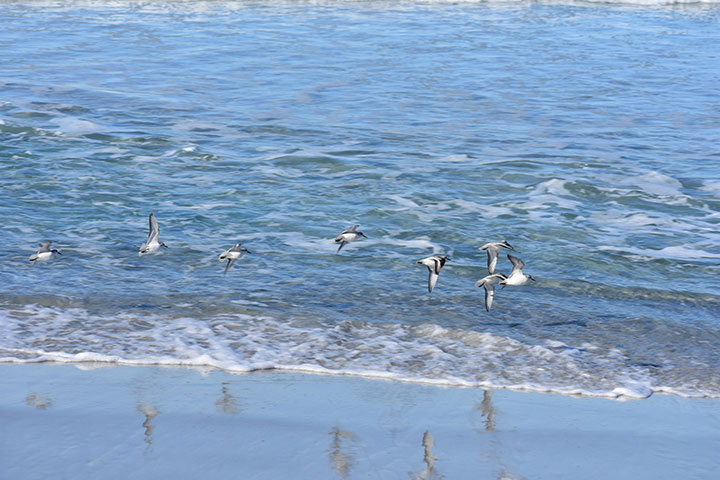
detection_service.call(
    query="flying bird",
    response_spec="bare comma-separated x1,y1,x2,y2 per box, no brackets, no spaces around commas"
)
475,273,507,312
218,243,251,274
479,240,513,274
334,225,367,253
138,213,168,255
29,241,62,262
500,254,535,287
416,255,449,293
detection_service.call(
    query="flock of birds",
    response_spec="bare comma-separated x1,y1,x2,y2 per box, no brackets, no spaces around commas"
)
28,214,536,312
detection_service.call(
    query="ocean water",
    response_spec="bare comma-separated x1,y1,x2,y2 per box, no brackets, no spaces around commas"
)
2,0,719,400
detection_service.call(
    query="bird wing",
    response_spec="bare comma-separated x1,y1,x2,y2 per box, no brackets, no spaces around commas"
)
484,283,496,312
427,269,439,293
336,241,346,253
38,241,52,253
507,254,525,275
487,249,498,274
224,257,236,274
342,225,359,234
147,214,159,242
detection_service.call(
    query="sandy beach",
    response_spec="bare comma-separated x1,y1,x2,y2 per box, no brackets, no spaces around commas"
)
2,364,718,480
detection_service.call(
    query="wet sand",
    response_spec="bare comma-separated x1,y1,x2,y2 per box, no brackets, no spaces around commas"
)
2,364,719,479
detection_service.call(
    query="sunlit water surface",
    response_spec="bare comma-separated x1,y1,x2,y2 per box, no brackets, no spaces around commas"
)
2,0,719,399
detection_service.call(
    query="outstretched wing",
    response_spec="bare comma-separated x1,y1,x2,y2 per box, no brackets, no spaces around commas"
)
224,258,236,274
427,269,439,293
484,283,495,312
342,225,359,234
507,254,525,275
147,213,159,243
486,249,498,274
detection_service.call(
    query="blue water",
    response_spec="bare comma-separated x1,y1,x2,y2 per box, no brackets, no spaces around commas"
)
2,1,720,399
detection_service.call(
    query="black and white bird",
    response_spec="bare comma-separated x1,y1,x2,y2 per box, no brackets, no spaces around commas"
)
478,240,513,274
334,225,367,253
475,273,507,312
218,243,251,274
500,254,535,287
29,241,62,263
416,255,449,293
138,213,168,255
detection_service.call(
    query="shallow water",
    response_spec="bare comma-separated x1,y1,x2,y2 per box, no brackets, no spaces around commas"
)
2,0,720,399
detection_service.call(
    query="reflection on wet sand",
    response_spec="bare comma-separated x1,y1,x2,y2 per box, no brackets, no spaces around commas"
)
136,403,159,447
25,393,52,410
328,427,357,479
473,391,520,480
413,430,443,480
215,383,238,414
479,390,496,432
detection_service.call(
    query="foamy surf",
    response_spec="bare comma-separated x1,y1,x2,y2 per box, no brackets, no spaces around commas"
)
1,304,717,400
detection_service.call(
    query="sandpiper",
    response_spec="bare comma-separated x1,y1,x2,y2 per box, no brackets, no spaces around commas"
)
334,225,367,253
479,240,513,274
219,243,251,274
138,213,168,255
500,254,535,287
29,241,62,263
475,273,507,312
416,255,449,293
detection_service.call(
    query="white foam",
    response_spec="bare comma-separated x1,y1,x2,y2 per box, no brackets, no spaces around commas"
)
591,210,676,230
389,195,422,210
55,117,103,134
636,171,683,197
598,245,720,260
700,179,720,197
1,305,716,401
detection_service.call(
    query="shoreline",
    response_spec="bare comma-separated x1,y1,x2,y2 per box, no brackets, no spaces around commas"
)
1,358,715,401
2,363,719,479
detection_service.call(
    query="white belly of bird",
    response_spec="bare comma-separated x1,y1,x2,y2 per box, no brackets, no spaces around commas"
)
338,233,358,243
504,274,527,286
141,241,160,254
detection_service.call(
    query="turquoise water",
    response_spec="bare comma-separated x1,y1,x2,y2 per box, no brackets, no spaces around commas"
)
2,1,719,398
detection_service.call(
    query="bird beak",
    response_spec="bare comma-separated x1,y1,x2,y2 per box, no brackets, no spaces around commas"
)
530,276,536,281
